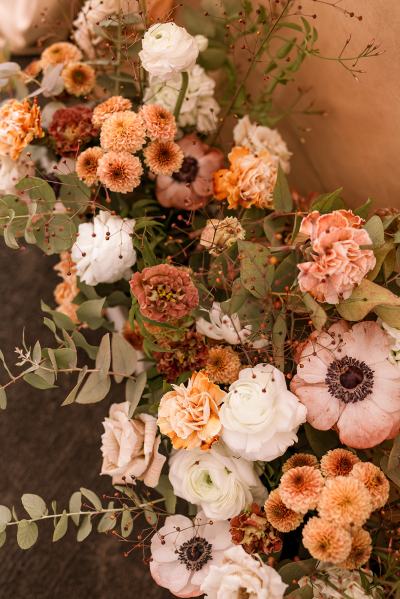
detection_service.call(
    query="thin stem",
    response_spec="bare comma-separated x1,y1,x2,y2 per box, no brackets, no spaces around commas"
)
173,71,189,120
114,0,122,95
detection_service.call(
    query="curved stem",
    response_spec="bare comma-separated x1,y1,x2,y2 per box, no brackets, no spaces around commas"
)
173,71,189,120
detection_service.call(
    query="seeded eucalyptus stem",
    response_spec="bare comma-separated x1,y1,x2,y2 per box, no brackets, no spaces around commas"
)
173,71,189,120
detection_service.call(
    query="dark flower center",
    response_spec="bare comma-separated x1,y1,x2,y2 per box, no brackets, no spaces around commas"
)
172,156,199,183
177,536,212,572
325,356,374,403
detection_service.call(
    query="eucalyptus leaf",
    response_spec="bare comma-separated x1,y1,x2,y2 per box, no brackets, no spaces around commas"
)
302,293,327,331
77,298,106,330
69,491,82,526
80,488,102,511
0,387,6,410
112,333,138,383
61,366,88,406
95,334,111,377
97,502,117,533
121,508,133,538
21,494,47,519
77,514,92,542
126,372,146,418
273,165,293,212
75,372,111,404
17,520,38,549
238,240,273,299
53,510,68,542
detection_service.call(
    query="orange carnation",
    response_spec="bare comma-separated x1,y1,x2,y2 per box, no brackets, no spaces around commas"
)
0,99,43,160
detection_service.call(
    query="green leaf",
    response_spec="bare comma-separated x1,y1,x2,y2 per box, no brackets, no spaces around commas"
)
302,293,327,331
337,279,400,325
58,173,90,214
23,371,56,390
16,177,56,208
0,505,11,532
310,188,344,213
121,508,133,538
273,164,293,212
95,334,111,377
71,331,98,360
112,333,138,383
75,372,111,404
279,558,317,592
238,240,273,299
61,366,88,406
17,520,39,549
126,372,146,418
354,198,373,219
80,488,102,511
53,510,68,542
69,492,81,526
77,298,106,329
156,475,176,515
21,494,47,519
364,215,384,247
0,387,6,410
0,530,6,548
144,504,158,527
97,502,117,533
304,423,340,457
272,253,298,292
77,514,92,542
272,311,287,370
52,348,77,369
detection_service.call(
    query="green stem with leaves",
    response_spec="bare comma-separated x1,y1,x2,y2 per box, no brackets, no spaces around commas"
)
173,71,189,120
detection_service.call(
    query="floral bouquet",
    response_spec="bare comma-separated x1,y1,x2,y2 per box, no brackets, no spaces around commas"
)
0,1,398,598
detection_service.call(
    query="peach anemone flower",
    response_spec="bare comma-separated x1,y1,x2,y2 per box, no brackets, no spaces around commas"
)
157,371,226,450
291,321,400,449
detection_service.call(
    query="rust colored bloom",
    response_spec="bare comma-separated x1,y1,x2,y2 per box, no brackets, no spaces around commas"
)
140,104,177,141
76,146,103,186
154,331,208,382
0,99,43,160
97,151,143,193
279,466,324,513
130,264,199,323
100,111,146,153
264,489,303,533
41,42,82,67
48,106,97,157
144,140,183,176
92,96,132,128
62,62,96,97
157,371,225,449
318,476,372,527
203,346,241,385
338,528,372,569
230,503,282,556
282,453,319,473
320,448,360,478
302,517,352,564
350,462,390,510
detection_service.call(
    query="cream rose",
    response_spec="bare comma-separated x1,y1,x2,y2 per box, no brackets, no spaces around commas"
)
101,402,166,487
0,150,34,196
168,443,267,521
201,545,287,599
71,210,136,286
220,363,307,461
139,23,199,81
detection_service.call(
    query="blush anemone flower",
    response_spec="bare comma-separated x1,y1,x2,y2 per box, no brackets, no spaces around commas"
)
291,321,400,449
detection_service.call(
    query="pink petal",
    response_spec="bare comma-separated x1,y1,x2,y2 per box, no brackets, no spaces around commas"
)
337,400,396,448
341,321,392,365
150,560,192,596
297,354,329,384
370,377,400,413
291,381,340,430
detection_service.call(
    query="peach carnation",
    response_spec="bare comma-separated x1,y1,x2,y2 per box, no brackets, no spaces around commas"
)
320,448,360,478
144,140,183,176
279,466,324,513
297,209,376,304
97,151,143,193
100,111,146,153
338,528,372,569
140,104,177,141
41,42,82,67
157,371,225,450
282,453,319,473
130,264,199,323
62,62,96,96
0,99,43,160
92,96,132,128
76,146,103,186
302,517,352,564
203,346,241,385
318,476,372,527
350,462,390,509
264,489,304,533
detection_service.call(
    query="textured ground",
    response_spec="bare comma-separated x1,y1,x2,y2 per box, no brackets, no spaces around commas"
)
0,244,171,598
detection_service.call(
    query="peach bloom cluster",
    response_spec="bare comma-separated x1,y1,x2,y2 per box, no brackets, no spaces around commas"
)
157,371,226,450
0,99,43,160
264,449,389,568
53,252,80,324
214,146,278,210
297,209,376,304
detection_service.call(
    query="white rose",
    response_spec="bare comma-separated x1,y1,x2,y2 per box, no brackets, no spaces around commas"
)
221,363,307,461
71,210,136,285
168,443,267,521
139,23,199,81
0,150,34,196
201,545,287,599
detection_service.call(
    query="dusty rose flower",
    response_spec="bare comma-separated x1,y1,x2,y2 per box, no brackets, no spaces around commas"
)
297,209,376,304
48,105,97,157
101,402,166,487
203,346,241,385
62,62,96,96
41,42,82,67
318,476,372,527
140,104,177,141
230,503,282,556
156,134,224,210
291,320,400,449
264,489,304,533
0,99,43,160
100,111,146,153
279,466,324,513
338,528,372,569
144,140,183,176
97,151,143,193
157,371,225,450
154,331,208,382
130,264,199,322
200,217,245,256
350,462,390,509
214,146,277,209
76,146,103,186
92,96,132,128
282,453,319,473
320,448,360,478
302,517,352,564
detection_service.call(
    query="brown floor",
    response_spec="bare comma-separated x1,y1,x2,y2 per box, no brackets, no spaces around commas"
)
0,245,171,598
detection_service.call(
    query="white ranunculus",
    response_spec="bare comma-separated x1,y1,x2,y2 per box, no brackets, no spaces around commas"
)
195,34,209,52
0,150,34,196
201,545,287,599
299,563,382,599
168,443,267,521
379,318,400,364
139,23,199,81
71,210,136,286
234,115,292,173
221,363,307,461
